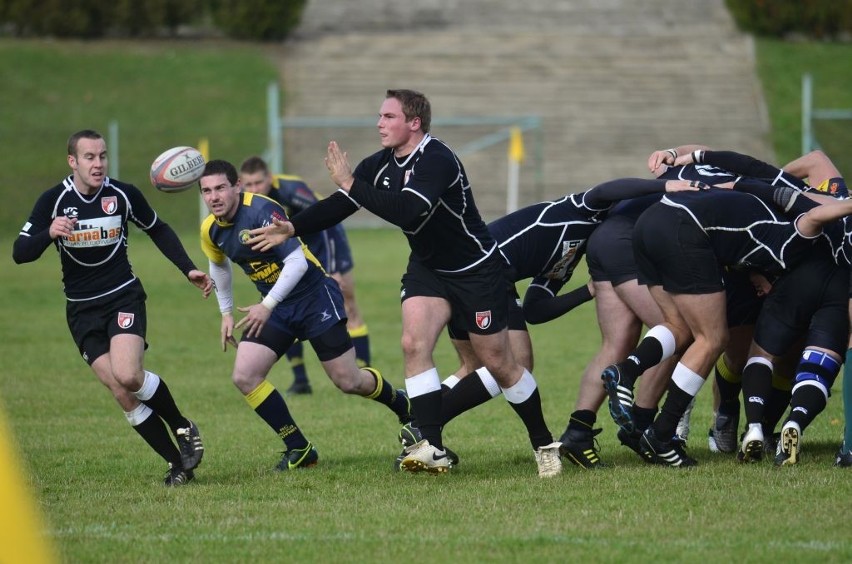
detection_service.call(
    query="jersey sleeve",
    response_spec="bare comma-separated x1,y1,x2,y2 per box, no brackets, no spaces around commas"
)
200,215,227,264
404,150,459,206
123,183,159,230
12,188,59,264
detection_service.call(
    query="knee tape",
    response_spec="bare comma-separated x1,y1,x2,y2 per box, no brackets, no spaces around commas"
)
792,349,841,400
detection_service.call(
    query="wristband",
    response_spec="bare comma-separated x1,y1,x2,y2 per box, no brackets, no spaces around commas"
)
261,294,280,311
665,148,677,160
692,150,705,164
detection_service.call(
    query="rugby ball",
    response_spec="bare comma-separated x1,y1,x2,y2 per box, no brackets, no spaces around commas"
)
150,146,206,193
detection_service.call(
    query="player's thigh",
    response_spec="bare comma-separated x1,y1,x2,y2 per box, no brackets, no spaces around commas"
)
595,281,643,353
671,291,728,343
233,341,279,390
401,295,451,353
613,279,664,329
108,333,146,388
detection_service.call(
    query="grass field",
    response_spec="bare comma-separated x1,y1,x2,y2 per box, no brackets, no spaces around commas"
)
2,36,852,563
2,228,851,562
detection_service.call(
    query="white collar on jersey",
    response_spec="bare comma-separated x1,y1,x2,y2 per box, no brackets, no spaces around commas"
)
393,134,431,168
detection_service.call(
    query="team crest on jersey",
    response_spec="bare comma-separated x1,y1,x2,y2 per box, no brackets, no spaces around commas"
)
239,230,252,245
101,196,118,214
475,310,492,330
117,312,135,329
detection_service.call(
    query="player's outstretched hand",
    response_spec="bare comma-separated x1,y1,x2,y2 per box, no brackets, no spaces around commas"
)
665,179,709,192
188,269,213,298
247,217,294,252
326,141,355,190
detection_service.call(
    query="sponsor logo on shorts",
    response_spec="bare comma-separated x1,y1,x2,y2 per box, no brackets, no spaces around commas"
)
101,196,117,214
475,310,492,330
319,310,333,323
747,396,764,405
117,312,135,329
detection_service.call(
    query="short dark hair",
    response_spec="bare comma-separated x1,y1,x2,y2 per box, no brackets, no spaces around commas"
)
67,130,103,156
201,159,239,186
386,89,431,133
240,155,270,175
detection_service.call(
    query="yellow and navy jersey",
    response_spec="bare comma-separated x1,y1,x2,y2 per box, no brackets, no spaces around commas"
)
15,175,157,301
269,175,352,273
200,192,326,302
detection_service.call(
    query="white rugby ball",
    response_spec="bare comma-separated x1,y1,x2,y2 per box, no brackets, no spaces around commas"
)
150,146,206,193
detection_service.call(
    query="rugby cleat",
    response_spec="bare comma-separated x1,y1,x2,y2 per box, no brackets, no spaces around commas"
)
276,442,319,471
399,440,450,474
163,463,194,487
397,423,459,466
175,420,204,471
774,423,801,467
601,364,635,433
835,446,852,468
559,427,603,469
737,425,764,463
534,442,563,478
675,397,696,443
711,409,740,454
639,427,697,467
286,381,313,395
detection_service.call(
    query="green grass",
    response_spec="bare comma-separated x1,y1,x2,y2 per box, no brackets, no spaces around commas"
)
0,38,279,236
755,39,852,176
2,36,852,562
2,228,851,562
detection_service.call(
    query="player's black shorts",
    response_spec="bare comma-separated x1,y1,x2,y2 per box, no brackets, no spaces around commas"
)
753,253,849,357
401,254,510,336
723,269,764,328
66,279,148,366
586,214,638,286
633,204,724,294
447,285,525,340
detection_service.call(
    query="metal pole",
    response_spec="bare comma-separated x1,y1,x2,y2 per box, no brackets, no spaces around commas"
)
802,73,812,154
108,120,119,179
267,82,283,174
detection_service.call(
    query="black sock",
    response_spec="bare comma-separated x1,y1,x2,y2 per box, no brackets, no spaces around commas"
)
441,372,494,425
633,406,658,432
653,382,695,440
715,357,742,405
253,387,309,451
363,368,409,422
140,378,190,432
619,336,664,386
566,409,596,432
132,414,181,467
286,342,309,384
741,362,773,425
786,386,827,432
507,388,553,449
410,390,443,449
762,387,792,435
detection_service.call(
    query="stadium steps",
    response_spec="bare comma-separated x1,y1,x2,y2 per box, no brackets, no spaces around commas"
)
271,0,773,221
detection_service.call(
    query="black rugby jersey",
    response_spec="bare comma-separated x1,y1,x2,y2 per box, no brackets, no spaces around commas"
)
492,178,673,296
15,176,165,301
660,188,815,274
200,192,326,303
349,135,496,273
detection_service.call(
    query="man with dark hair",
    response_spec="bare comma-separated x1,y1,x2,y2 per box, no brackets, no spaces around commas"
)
240,156,371,395
13,129,211,486
198,159,411,471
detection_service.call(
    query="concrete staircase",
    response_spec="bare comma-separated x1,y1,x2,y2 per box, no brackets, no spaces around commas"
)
271,0,773,222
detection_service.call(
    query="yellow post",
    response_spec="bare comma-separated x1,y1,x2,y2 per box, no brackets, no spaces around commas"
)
506,127,525,213
0,408,58,563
